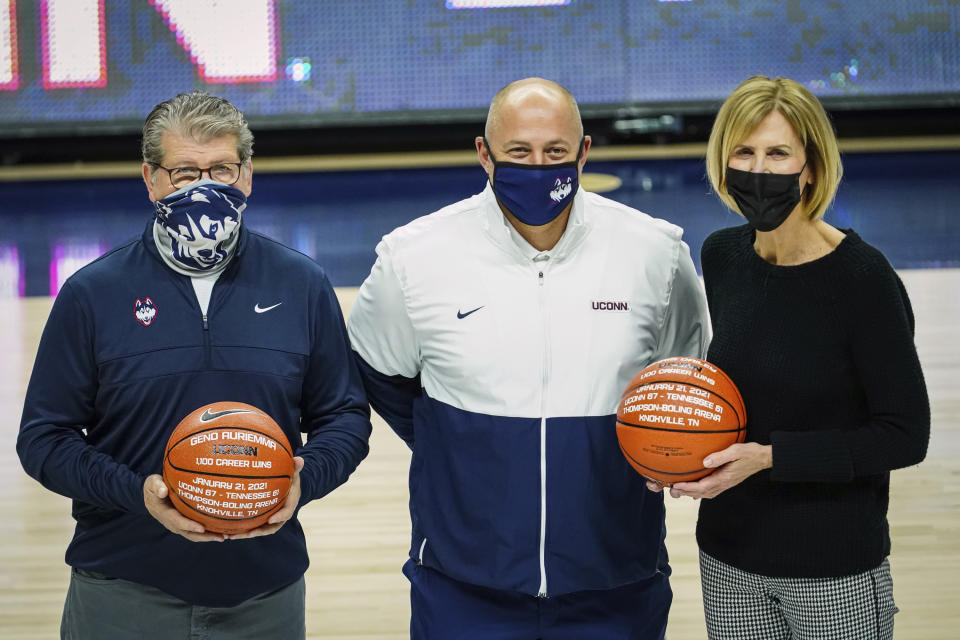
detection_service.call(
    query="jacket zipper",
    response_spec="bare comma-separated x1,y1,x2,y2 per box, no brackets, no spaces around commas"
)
202,313,211,368
537,267,549,597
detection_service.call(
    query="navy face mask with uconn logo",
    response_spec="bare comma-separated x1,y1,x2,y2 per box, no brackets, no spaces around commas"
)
484,137,584,226
154,179,246,274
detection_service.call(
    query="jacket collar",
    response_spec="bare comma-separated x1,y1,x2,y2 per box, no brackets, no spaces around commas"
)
480,183,590,264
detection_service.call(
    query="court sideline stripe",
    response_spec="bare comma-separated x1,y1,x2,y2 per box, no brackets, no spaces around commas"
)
2,135,958,182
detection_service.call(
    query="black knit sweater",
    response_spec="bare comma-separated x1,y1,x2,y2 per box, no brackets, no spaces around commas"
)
695,225,930,578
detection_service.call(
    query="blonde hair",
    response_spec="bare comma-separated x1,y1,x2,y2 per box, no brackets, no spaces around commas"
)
706,76,842,221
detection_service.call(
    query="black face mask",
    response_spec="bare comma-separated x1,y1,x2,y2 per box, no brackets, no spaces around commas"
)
725,166,806,232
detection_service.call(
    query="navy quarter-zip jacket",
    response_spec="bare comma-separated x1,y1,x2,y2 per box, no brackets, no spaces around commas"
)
18,222,371,607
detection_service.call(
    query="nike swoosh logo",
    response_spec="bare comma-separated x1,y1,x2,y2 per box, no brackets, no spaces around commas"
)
200,408,258,422
457,306,484,319
254,302,282,313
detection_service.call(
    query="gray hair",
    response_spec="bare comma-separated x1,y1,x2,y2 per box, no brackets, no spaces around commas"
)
141,92,254,166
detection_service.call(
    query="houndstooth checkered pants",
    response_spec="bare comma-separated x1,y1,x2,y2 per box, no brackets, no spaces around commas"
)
699,550,897,639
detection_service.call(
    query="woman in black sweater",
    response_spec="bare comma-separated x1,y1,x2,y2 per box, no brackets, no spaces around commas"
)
658,76,930,639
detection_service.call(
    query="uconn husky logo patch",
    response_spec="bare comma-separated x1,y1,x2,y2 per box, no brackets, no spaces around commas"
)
134,297,158,327
550,177,574,203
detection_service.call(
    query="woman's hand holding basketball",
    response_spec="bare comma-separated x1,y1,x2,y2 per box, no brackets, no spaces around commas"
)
667,443,772,499
143,474,226,542
227,457,304,541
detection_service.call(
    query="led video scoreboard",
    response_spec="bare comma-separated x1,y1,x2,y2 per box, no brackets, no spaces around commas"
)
0,0,957,135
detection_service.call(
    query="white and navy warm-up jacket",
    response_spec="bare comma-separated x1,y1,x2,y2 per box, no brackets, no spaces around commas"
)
348,184,709,597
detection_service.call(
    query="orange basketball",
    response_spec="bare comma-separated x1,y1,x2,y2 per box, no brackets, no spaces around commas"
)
616,357,746,485
162,401,295,534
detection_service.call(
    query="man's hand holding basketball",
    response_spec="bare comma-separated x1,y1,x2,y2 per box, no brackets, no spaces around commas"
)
227,456,304,541
666,443,772,499
143,474,225,542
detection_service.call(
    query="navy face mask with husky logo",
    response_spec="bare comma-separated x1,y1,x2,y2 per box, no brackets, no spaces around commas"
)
484,137,584,227
154,179,246,274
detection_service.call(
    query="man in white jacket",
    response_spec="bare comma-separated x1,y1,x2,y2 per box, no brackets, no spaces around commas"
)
348,77,709,639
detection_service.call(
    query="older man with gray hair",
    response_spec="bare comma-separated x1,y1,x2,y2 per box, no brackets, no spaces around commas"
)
18,92,371,639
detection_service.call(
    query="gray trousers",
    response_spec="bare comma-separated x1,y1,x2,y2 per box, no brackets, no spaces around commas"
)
61,568,306,640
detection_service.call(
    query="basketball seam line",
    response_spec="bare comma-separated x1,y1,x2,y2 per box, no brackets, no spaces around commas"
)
618,443,707,476
164,458,293,481
615,419,744,434
166,424,293,457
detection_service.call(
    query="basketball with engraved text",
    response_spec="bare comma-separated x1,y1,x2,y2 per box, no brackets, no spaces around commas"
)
162,401,295,534
616,357,746,486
